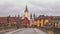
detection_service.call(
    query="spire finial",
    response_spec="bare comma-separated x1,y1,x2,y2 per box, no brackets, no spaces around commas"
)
25,4,28,12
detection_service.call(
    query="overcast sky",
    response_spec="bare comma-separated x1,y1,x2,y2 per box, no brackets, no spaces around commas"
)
0,0,60,17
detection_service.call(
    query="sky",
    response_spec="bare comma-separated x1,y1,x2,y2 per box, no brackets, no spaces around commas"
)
0,0,60,17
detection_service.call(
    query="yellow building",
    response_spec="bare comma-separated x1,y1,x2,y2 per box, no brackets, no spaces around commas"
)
33,19,40,27
40,19,44,27
37,19,40,27
34,19,37,26
58,23,60,28
44,19,49,25
56,23,60,28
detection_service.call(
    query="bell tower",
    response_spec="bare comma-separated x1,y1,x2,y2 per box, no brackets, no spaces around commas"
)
24,5,28,17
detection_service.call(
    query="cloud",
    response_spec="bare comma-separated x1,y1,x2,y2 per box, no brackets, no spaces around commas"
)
0,0,60,17
0,0,26,17
27,0,60,16
0,0,32,17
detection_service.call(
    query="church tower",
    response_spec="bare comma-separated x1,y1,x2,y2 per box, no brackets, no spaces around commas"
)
24,5,28,17
30,13,32,19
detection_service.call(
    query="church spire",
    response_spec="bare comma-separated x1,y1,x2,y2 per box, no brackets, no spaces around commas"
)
25,5,28,12
24,5,28,17
30,13,32,19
